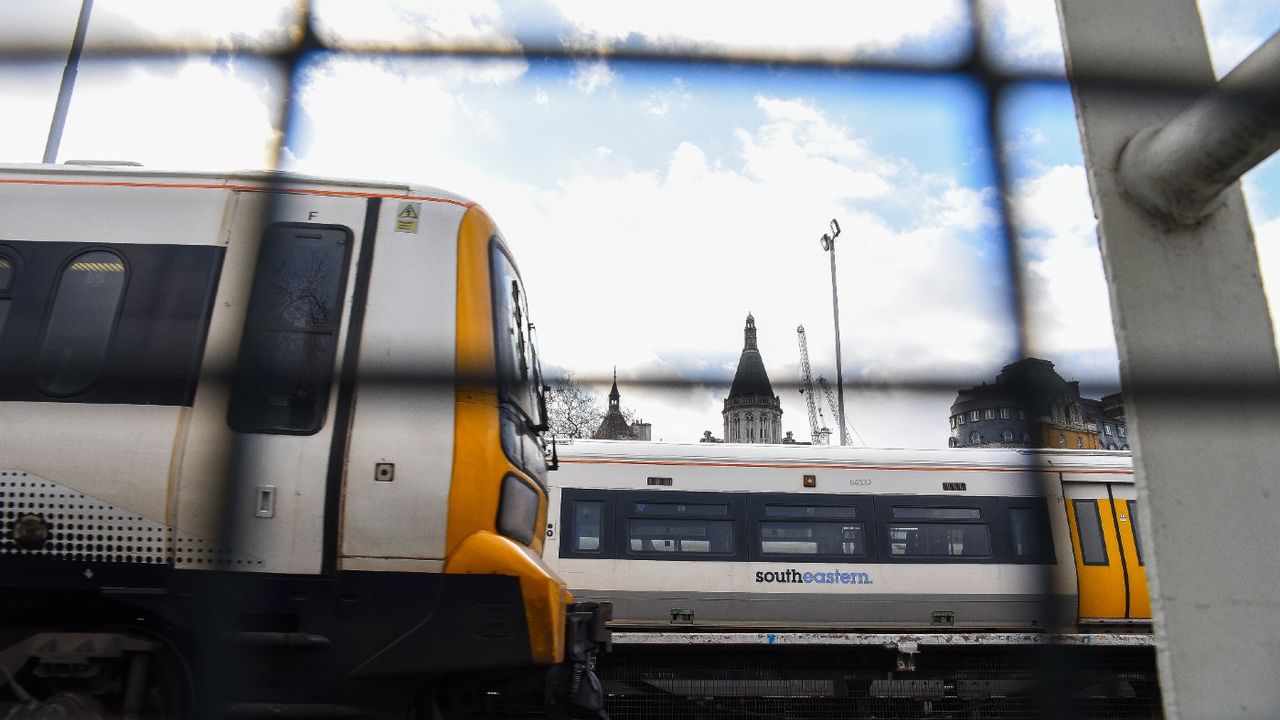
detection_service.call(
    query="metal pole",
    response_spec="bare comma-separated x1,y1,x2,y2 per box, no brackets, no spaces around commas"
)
822,220,848,447
43,0,94,164
1117,29,1280,225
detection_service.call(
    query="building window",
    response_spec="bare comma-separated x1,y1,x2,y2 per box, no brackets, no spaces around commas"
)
958,414,966,425
1022,431,1031,443
969,430,981,444
1075,437,1084,448
948,437,958,447
1058,433,1066,448
984,409,995,420
1104,424,1114,435
37,250,128,397
1119,426,1126,438
1002,428,1014,443
1000,408,1010,419
970,411,979,421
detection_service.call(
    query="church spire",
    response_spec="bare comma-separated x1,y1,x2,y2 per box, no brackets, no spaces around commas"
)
744,312,757,351
608,366,620,408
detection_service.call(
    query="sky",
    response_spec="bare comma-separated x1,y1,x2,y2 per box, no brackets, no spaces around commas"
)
2,0,1278,447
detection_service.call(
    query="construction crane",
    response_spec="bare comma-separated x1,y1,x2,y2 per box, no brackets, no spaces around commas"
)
796,325,831,445
816,375,863,446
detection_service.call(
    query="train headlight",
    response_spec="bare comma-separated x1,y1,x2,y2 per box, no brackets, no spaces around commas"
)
497,474,540,546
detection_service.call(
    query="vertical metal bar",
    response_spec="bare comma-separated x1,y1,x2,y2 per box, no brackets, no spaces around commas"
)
1058,2,1280,718
43,0,93,164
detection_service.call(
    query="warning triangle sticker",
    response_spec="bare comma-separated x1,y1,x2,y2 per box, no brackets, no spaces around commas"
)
398,204,419,220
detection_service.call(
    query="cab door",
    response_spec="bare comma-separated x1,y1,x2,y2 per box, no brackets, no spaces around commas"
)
1063,479,1149,623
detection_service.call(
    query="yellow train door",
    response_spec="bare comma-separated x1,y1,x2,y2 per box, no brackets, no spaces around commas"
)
1063,480,1149,623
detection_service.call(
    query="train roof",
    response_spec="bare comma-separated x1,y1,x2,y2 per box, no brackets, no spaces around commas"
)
555,439,1133,474
0,162,475,206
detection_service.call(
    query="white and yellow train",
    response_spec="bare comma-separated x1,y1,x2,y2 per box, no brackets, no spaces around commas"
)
0,164,607,719
545,440,1158,715
548,439,1150,632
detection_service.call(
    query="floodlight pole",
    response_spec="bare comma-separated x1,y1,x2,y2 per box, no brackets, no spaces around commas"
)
43,0,93,164
820,219,848,446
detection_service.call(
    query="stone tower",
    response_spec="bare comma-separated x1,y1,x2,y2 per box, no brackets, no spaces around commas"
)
722,314,783,443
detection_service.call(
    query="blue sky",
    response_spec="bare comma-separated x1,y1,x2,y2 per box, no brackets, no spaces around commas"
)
2,0,1278,445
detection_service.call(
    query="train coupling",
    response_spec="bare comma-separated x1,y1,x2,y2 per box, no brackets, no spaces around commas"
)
547,601,612,718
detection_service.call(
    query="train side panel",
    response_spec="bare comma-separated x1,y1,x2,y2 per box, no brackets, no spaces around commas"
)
548,442,1083,632
339,198,460,570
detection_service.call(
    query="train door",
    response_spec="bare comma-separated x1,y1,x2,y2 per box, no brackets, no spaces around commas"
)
1062,478,1151,623
176,191,370,575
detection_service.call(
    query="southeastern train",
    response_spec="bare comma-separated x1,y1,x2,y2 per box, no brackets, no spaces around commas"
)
545,439,1158,717
0,164,608,719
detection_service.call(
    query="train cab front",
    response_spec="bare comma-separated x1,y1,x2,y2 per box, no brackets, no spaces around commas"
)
442,208,611,716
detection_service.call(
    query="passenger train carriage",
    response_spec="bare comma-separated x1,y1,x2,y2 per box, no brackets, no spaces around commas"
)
547,439,1151,632
0,164,607,719
546,441,1160,716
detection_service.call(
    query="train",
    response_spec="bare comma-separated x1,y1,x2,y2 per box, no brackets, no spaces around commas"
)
545,439,1159,718
0,164,609,719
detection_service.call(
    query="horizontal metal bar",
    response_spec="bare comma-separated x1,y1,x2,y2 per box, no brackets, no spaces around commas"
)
1117,30,1280,224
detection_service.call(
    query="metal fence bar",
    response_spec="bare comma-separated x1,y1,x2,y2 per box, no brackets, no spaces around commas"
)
1058,2,1280,718
1117,30,1280,225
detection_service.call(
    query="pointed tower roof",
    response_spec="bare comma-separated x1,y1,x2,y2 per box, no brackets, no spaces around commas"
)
728,313,776,398
593,366,636,440
608,366,620,406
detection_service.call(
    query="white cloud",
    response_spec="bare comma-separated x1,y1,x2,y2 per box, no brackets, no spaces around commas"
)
546,0,969,61
979,0,1063,73
570,60,616,95
1012,164,1120,383
311,0,519,51
286,60,1016,445
289,56,527,189
49,57,284,169
640,78,692,117
1197,0,1280,78
534,87,550,105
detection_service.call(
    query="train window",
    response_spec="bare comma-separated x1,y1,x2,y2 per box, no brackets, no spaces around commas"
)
888,523,991,558
36,250,127,396
1073,499,1109,565
634,501,728,518
573,501,604,552
228,224,352,434
1126,500,1145,565
764,504,856,519
0,252,12,343
628,519,734,555
760,521,865,557
1009,508,1047,559
892,507,981,521
491,243,544,428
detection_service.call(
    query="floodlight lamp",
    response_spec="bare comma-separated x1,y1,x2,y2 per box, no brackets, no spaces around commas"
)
820,234,832,251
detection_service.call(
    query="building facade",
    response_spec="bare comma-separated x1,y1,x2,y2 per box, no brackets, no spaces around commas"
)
722,314,784,443
948,357,1128,450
